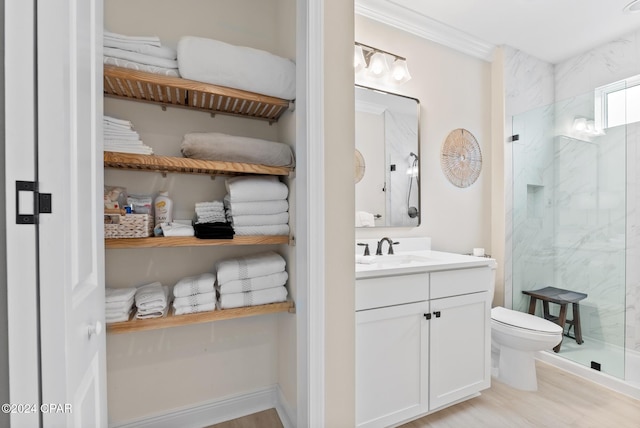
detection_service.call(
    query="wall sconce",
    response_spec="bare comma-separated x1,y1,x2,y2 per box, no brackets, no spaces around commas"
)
572,117,605,138
354,42,411,85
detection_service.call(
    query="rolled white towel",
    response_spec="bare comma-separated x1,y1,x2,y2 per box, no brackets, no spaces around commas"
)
135,282,168,310
105,287,136,303
173,273,215,297
218,271,288,294
233,224,289,236
216,251,286,284
224,196,289,216
218,286,288,309
230,212,289,227
225,176,288,202
174,302,216,316
173,291,216,308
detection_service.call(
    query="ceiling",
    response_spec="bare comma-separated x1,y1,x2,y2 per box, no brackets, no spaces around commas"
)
357,0,640,64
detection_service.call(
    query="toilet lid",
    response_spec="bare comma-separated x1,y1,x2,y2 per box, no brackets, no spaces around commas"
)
491,307,563,334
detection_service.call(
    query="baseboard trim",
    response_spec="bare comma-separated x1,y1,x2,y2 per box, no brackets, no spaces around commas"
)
109,385,292,428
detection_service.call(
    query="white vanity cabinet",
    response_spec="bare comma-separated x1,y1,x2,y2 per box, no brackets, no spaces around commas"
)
355,265,491,428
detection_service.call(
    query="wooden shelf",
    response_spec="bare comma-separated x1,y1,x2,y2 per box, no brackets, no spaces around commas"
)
105,235,289,249
104,151,293,177
107,300,295,334
103,65,292,123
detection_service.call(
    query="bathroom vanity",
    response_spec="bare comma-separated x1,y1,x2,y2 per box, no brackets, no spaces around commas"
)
355,241,494,428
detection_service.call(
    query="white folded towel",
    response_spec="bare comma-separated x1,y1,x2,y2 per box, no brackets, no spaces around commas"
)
177,36,296,100
216,251,286,284
105,287,136,303
136,304,169,320
104,47,179,70
224,196,289,216
174,302,216,316
173,291,216,308
103,115,133,129
135,282,168,310
225,176,288,202
173,273,215,297
160,222,194,237
195,201,224,210
103,39,177,60
104,31,161,47
218,286,288,309
104,56,181,77
106,297,134,312
355,211,376,227
106,309,133,324
233,224,289,236
230,212,289,227
218,271,288,294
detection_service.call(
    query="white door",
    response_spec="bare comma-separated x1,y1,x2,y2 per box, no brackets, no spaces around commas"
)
11,0,107,426
429,292,491,410
356,301,429,428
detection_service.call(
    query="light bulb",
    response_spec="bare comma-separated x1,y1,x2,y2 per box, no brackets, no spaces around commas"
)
368,52,389,77
354,45,366,73
390,59,411,84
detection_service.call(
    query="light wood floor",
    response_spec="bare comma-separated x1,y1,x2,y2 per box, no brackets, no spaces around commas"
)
206,361,640,428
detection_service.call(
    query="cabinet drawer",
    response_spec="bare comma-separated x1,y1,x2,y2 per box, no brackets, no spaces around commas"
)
430,267,490,299
356,272,429,311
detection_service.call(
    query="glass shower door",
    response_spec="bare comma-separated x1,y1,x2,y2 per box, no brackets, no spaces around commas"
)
512,90,626,379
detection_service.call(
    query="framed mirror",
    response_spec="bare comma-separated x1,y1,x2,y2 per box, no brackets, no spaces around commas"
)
355,85,420,227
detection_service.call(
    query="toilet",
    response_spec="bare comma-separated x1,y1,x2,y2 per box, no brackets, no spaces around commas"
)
488,264,563,391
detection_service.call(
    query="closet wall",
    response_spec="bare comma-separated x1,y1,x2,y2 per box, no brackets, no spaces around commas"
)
104,0,297,423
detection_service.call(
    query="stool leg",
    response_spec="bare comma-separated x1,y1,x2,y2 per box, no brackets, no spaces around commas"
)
572,302,583,345
553,304,568,353
543,301,550,320
528,297,537,315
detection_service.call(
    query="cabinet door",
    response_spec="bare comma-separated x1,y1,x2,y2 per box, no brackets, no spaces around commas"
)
429,292,490,410
356,301,429,428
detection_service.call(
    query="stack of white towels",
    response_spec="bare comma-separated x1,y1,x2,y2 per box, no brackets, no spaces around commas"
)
105,287,136,324
134,282,170,319
224,176,289,236
103,115,154,154
216,251,289,309
172,273,217,315
194,201,226,224
104,30,180,77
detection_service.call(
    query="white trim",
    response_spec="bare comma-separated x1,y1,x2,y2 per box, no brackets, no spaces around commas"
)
275,384,295,428
536,351,640,400
355,0,496,62
306,0,326,426
108,386,282,428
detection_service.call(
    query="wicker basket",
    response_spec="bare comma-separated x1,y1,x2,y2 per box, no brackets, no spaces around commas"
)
104,213,153,238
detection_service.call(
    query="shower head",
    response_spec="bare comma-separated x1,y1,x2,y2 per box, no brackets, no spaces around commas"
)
410,152,419,160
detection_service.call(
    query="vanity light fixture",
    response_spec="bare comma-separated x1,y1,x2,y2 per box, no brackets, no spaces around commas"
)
354,42,411,85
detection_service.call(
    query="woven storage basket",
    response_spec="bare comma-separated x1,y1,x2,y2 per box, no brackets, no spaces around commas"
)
104,213,153,238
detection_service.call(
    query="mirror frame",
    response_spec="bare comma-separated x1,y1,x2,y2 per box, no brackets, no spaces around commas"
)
355,84,421,228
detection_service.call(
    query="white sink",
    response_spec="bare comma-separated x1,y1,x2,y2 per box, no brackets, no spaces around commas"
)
356,254,435,267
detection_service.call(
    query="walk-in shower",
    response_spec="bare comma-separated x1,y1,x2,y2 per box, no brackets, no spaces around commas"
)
511,85,636,386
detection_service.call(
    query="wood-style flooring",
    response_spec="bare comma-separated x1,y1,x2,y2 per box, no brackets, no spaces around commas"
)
207,361,640,428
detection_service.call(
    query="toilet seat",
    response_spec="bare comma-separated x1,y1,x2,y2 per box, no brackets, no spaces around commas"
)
491,306,563,334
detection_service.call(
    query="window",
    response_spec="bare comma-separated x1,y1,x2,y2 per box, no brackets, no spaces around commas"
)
596,75,640,129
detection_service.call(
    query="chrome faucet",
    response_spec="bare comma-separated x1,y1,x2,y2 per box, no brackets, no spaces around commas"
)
376,237,399,255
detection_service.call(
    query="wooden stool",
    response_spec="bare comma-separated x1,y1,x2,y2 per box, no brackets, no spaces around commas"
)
522,286,588,353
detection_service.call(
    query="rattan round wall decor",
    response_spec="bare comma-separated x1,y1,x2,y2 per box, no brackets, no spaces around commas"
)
354,149,366,183
440,128,482,188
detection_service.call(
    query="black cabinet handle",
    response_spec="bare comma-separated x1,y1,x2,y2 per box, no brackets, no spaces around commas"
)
433,311,441,318
424,313,432,320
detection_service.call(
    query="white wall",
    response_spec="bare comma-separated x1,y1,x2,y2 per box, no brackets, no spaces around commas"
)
354,15,492,255
104,0,297,423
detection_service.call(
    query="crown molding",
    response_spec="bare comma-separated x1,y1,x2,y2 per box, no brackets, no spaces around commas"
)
355,0,496,62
